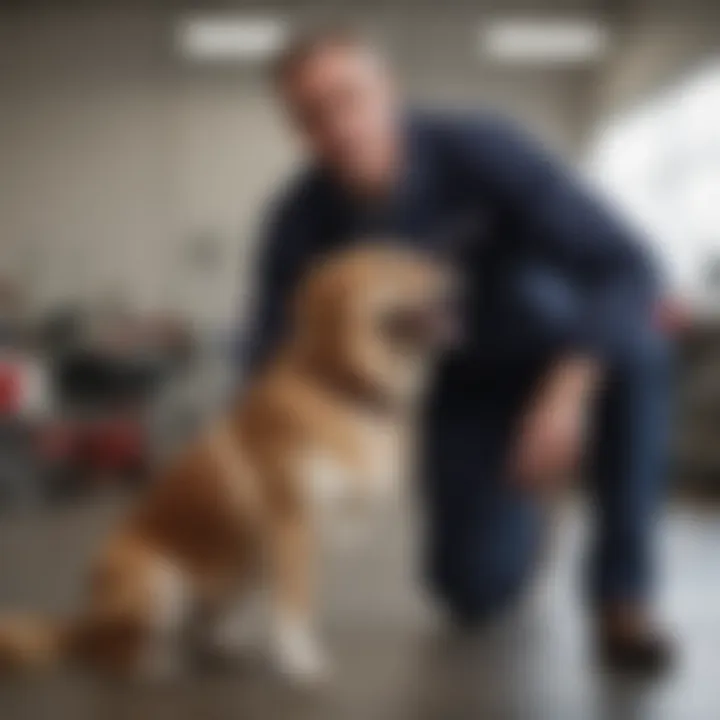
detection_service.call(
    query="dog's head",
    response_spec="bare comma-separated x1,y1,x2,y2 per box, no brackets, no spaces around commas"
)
290,243,459,407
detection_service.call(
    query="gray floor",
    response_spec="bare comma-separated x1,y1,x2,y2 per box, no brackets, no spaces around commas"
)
0,497,719,720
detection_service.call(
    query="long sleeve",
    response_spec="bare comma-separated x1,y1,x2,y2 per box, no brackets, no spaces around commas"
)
240,179,325,376
241,212,293,374
448,115,661,361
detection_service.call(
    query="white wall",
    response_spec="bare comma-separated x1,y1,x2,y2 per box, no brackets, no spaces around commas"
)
0,12,299,327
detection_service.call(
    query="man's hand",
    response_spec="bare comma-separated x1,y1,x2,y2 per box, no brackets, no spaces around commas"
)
511,357,600,492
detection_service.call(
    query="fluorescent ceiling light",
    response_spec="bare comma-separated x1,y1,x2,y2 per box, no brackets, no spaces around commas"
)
481,18,609,65
177,15,288,62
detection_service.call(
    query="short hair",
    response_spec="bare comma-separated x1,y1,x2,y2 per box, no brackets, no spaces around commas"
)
271,25,377,86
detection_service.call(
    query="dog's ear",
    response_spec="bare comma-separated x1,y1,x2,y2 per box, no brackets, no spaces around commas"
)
290,260,349,361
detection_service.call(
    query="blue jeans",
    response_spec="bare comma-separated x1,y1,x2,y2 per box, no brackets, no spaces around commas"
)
423,268,672,620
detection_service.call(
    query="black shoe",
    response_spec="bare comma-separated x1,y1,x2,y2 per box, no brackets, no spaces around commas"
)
597,625,675,677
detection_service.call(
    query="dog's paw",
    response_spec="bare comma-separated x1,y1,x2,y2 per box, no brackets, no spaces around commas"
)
271,619,330,687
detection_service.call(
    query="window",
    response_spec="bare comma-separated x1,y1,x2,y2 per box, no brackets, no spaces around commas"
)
589,61,720,313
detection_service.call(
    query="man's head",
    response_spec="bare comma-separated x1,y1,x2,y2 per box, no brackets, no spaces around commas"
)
273,27,401,195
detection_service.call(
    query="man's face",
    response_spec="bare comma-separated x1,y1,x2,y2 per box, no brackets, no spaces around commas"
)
280,44,399,192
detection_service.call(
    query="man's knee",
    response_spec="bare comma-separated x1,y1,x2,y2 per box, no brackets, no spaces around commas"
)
428,530,537,625
433,565,530,626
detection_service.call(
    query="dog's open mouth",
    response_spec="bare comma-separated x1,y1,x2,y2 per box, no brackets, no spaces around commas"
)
379,293,461,351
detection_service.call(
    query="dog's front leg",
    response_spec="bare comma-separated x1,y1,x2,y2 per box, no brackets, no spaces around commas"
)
267,505,328,686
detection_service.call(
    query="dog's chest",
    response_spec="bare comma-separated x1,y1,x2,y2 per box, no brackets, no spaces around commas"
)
302,419,403,517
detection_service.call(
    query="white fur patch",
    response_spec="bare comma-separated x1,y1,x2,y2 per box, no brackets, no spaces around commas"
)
150,558,190,633
139,558,191,679
271,612,328,685
301,429,402,550
305,453,351,509
302,418,402,510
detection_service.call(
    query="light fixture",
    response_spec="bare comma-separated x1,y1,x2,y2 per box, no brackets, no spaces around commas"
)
480,18,609,65
176,15,289,62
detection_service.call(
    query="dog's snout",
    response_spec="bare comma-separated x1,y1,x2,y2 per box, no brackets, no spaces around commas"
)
379,293,461,350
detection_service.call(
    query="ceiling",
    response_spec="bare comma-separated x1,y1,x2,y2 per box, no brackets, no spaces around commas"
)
0,0,613,18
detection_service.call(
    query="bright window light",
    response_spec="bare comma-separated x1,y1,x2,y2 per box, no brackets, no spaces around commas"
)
588,61,720,313
176,15,289,62
481,18,609,65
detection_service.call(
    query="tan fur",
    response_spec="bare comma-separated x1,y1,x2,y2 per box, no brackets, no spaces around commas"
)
0,245,453,683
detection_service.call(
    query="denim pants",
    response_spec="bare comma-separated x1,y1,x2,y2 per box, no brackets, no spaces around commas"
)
422,268,672,620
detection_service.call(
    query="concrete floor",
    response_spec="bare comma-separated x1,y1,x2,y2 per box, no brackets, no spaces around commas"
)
0,497,719,720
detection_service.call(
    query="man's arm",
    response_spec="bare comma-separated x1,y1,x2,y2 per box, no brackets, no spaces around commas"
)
449,116,662,487
450,114,660,360
512,355,601,490
240,180,323,377
242,212,295,375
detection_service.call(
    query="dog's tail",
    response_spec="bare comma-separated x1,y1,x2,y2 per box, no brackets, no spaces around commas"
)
0,613,72,674
0,607,146,676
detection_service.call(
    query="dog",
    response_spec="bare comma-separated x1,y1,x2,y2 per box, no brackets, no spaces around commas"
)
0,244,457,686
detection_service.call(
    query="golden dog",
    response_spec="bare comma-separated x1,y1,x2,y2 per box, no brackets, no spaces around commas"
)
0,244,456,685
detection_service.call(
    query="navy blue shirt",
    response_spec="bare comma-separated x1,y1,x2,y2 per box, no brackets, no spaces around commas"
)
243,111,659,396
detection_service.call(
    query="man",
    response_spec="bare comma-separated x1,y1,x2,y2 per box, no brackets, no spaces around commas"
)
244,28,674,674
